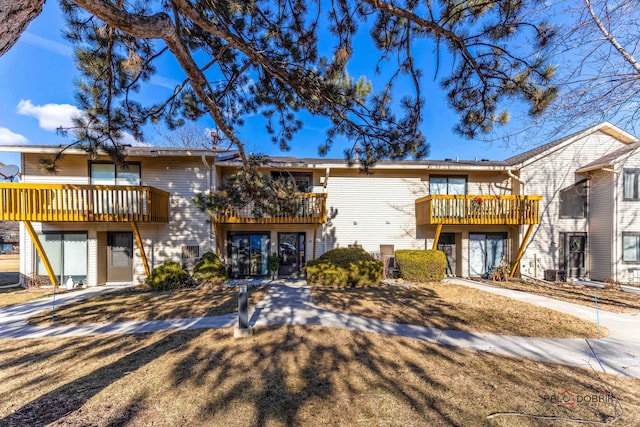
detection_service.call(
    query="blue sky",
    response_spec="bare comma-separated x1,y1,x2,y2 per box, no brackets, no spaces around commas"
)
0,2,547,170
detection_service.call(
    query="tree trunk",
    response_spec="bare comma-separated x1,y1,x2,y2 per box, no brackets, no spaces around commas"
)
0,0,45,57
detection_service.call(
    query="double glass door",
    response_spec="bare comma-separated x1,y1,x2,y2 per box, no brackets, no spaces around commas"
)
469,233,507,276
229,232,270,276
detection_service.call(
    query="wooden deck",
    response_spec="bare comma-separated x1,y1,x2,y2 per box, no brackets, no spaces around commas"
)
0,183,170,223
214,193,327,224
415,195,541,226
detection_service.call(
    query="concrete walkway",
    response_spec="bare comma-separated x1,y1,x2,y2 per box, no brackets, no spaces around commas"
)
1,278,640,379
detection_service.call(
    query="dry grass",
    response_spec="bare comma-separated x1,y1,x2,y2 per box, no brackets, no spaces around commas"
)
312,282,603,338
484,279,640,313
0,287,52,309
0,326,638,426
27,285,269,325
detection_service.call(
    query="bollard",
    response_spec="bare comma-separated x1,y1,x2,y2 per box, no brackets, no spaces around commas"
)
234,283,254,338
238,284,248,329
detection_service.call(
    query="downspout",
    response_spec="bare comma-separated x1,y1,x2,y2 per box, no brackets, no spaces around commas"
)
612,169,618,282
506,169,525,194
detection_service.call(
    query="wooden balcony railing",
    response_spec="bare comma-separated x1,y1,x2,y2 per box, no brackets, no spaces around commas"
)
0,183,170,223
215,193,327,224
415,195,542,226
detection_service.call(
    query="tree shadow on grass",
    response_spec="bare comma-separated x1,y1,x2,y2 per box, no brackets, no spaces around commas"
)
0,329,207,426
0,325,638,425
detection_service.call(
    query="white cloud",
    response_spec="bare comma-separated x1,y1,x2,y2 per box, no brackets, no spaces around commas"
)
22,32,74,57
0,127,28,145
17,100,82,131
16,100,147,146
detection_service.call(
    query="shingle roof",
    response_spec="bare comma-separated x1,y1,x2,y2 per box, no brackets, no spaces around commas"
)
578,141,640,172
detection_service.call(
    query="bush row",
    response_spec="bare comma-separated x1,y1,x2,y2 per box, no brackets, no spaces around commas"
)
395,250,446,282
305,248,383,288
306,248,447,287
146,251,228,291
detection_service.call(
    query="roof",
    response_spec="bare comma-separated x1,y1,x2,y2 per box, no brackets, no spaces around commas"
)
577,141,640,173
0,144,236,158
504,122,639,167
214,156,508,171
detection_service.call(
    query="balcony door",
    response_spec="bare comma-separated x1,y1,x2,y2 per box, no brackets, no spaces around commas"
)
469,233,507,277
107,232,133,282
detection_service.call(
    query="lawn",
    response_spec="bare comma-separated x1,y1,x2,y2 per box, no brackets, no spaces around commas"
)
27,285,269,325
0,287,52,309
0,326,637,426
482,279,640,313
311,282,603,338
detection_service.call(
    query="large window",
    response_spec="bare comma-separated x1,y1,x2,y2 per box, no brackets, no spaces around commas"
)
271,171,312,192
624,169,640,200
36,232,88,284
559,180,588,218
430,176,467,195
90,162,141,185
623,233,640,262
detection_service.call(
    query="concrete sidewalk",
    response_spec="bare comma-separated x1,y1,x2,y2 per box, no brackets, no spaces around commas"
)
1,278,639,379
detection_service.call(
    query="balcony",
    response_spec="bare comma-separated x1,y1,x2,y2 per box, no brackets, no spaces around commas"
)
0,183,170,223
215,193,327,224
415,195,541,226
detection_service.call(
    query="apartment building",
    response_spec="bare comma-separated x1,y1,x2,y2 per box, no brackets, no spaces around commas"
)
1,122,639,286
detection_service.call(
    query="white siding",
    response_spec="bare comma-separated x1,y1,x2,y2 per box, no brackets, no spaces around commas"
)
17,153,215,286
588,171,614,281
615,153,640,283
521,130,631,278
323,170,428,254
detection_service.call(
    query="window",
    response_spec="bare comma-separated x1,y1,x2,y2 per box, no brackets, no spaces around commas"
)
429,176,467,195
559,180,588,218
624,169,640,200
90,162,141,185
623,233,640,262
271,171,312,192
182,245,200,259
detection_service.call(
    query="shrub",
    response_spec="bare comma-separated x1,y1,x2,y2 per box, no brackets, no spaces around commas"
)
395,250,446,282
193,251,228,285
305,248,383,288
146,261,192,291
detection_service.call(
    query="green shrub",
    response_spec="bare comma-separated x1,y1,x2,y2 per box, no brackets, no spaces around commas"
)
146,261,192,291
305,248,383,288
193,251,228,285
395,250,446,282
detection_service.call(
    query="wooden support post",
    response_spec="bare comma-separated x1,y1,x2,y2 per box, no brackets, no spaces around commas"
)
510,224,535,277
24,221,58,287
213,222,222,257
312,223,318,260
432,223,443,250
131,222,150,277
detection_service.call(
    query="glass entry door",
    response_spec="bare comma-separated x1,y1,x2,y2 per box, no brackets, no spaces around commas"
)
469,233,507,276
107,232,133,282
560,233,587,279
229,232,269,276
437,233,456,276
278,232,305,276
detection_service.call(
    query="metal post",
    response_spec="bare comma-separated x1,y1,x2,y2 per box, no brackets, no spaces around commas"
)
238,284,248,329
234,283,253,338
